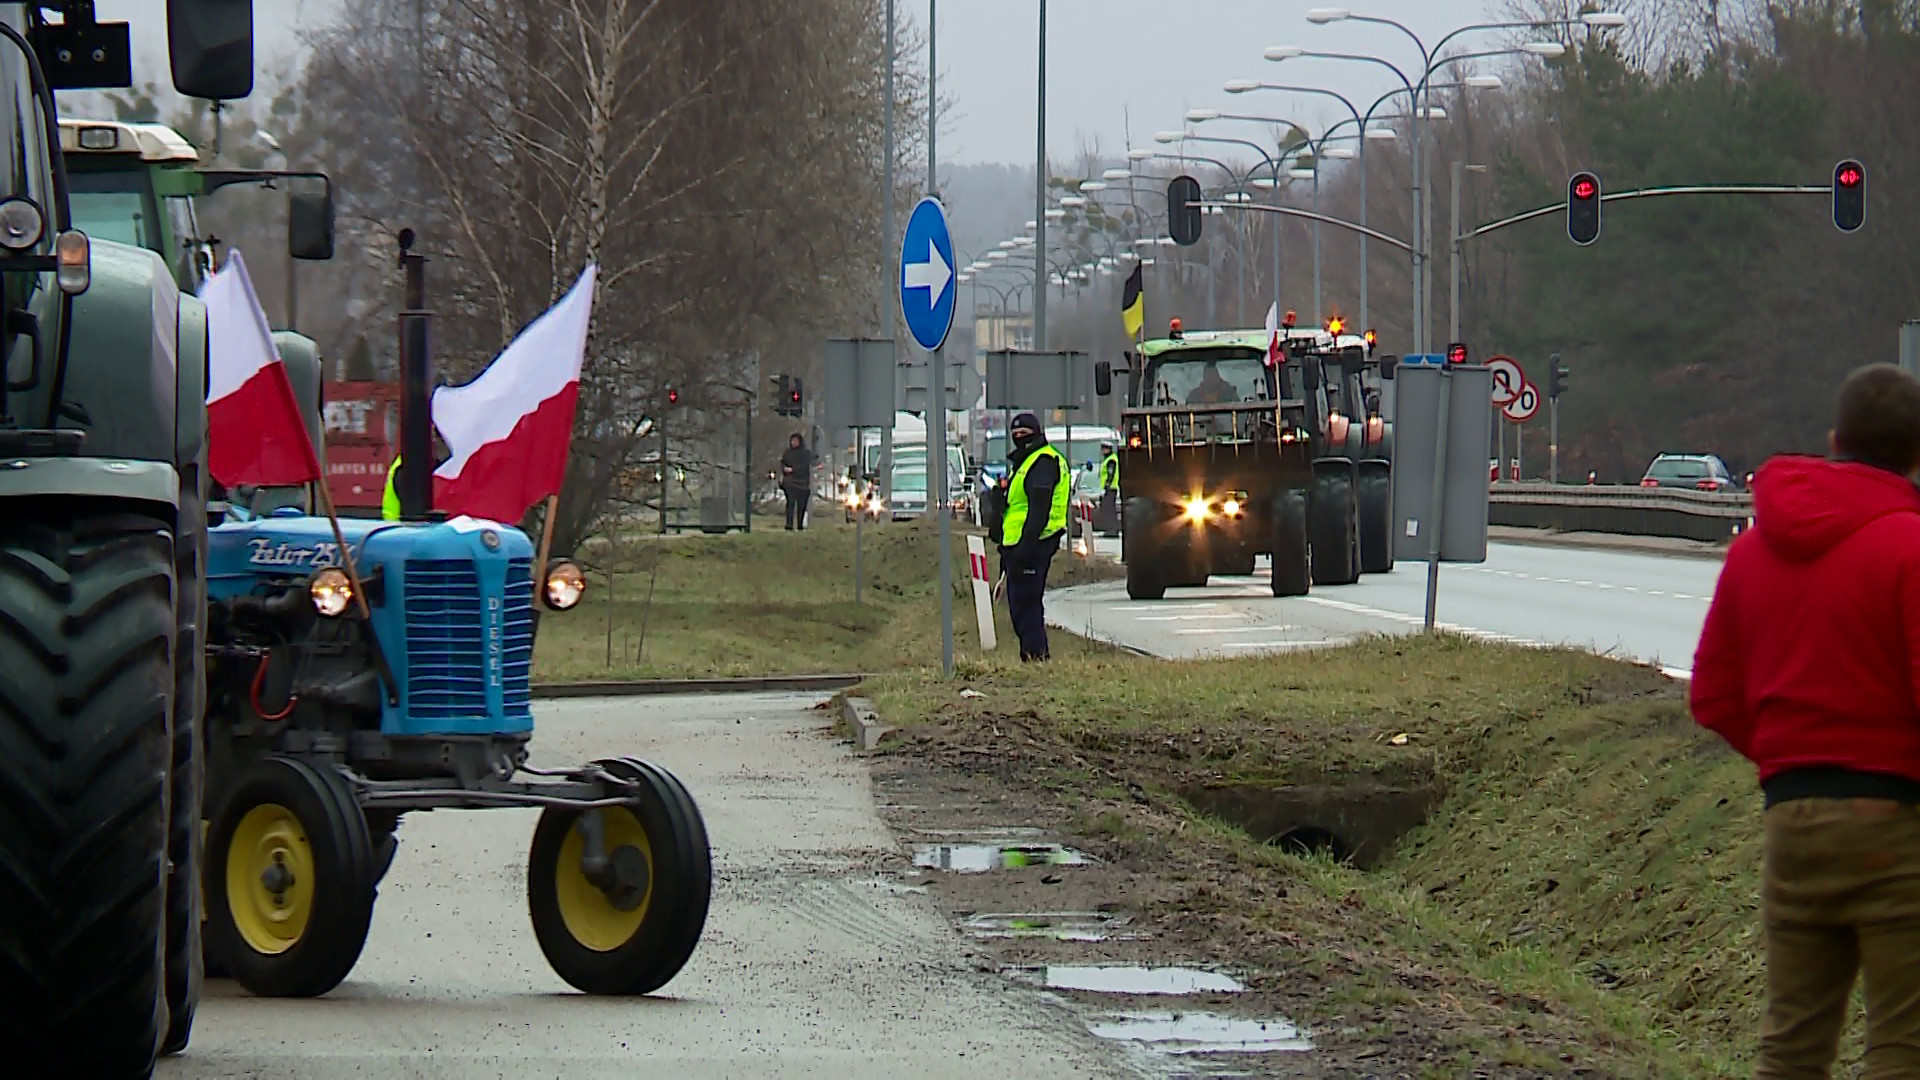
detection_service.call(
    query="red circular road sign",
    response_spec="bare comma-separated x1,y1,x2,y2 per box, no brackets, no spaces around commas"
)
1486,355,1524,406
1502,381,1541,423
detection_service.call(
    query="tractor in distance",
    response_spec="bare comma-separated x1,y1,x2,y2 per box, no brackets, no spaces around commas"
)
1094,313,1395,600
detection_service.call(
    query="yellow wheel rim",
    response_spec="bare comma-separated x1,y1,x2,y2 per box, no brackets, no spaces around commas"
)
225,803,316,956
554,806,654,952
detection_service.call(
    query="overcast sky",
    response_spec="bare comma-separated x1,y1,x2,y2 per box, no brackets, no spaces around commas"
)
106,0,1506,166
919,0,1499,165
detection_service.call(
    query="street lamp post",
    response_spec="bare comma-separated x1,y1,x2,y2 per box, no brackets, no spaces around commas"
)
1034,0,1048,351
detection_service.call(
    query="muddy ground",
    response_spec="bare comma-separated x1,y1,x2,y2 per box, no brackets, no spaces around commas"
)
844,701,1639,1080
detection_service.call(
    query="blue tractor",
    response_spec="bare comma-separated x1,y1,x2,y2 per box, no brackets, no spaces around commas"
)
191,238,712,1001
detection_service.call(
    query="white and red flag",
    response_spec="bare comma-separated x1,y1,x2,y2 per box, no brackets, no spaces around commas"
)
200,249,322,487
1264,301,1283,367
431,264,598,523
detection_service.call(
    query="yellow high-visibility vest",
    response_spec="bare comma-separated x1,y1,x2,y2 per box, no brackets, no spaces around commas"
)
382,457,402,521
1000,443,1069,545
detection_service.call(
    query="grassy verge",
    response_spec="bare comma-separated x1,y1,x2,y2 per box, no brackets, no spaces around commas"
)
862,636,1772,1077
533,519,1123,680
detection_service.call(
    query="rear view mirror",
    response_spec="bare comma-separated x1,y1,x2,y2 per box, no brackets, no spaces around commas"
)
1094,360,1112,397
168,0,254,101
288,186,334,260
1378,354,1398,381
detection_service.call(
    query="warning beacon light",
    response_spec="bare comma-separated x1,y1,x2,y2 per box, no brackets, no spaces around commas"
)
1168,316,1184,340
1281,308,1297,330
1326,315,1346,336
1363,328,1378,354
1446,342,1468,364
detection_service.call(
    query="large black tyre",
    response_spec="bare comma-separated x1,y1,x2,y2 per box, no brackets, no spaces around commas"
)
1269,489,1310,597
529,757,713,995
0,505,178,1079
1309,465,1361,586
206,757,376,999
162,461,207,1055
1356,459,1394,575
1122,497,1165,600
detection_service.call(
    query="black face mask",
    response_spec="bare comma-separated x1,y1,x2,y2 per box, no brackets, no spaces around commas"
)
1012,430,1039,453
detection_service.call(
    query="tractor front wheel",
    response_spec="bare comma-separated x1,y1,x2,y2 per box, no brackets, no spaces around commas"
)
1270,489,1311,597
206,757,376,999
528,757,712,995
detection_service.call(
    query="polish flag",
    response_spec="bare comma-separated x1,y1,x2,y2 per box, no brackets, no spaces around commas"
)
432,264,598,523
1264,301,1283,367
201,250,322,488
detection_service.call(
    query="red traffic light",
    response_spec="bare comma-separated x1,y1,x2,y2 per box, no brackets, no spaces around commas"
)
1837,164,1863,188
1446,343,1468,364
667,387,679,405
1571,177,1597,200
789,390,800,403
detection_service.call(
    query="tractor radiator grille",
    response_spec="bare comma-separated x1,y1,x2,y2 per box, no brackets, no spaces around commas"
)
403,557,535,720
501,557,534,718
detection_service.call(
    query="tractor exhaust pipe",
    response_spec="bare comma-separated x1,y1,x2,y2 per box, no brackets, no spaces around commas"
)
396,228,434,521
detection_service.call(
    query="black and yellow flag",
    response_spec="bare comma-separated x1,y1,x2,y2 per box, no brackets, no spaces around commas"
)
1120,262,1145,338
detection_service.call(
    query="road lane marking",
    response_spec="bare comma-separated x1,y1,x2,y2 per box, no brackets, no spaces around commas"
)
1221,639,1340,649
1174,626,1301,635
1135,613,1241,621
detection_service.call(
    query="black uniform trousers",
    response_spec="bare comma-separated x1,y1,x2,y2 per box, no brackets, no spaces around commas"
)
1005,533,1060,661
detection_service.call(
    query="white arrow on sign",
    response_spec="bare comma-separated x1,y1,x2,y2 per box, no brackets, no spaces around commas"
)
904,239,952,301
1503,381,1541,423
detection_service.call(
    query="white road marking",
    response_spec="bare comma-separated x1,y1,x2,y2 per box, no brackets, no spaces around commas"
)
1135,613,1241,622
1174,625,1301,635
1222,639,1341,649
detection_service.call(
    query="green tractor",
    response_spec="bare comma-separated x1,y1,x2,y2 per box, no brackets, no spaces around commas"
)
0,2,253,1076
1095,316,1394,599
58,114,335,517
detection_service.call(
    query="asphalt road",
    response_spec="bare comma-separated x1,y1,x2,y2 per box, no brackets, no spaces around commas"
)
1055,536,1719,677
161,694,1127,1080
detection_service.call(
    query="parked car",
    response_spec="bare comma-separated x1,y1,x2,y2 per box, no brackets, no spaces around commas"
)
1640,453,1741,493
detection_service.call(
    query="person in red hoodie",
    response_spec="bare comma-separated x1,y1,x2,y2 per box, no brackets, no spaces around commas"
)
1692,362,1920,1077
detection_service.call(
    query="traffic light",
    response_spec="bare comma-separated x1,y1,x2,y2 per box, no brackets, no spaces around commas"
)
1167,175,1204,246
1833,158,1865,233
773,374,791,414
787,376,803,416
1548,353,1569,398
666,386,679,406
1567,170,1601,245
1446,342,1468,364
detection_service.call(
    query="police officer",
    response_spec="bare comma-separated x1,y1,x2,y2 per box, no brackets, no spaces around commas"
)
997,411,1069,661
1097,441,1120,536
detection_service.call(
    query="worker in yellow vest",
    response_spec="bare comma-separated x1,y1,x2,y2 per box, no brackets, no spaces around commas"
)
382,456,402,521
996,411,1070,661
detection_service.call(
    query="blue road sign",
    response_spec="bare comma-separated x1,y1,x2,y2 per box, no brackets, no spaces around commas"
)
899,197,957,353
1401,353,1447,367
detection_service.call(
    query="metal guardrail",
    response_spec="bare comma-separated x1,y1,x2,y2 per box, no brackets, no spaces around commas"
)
1488,482,1753,543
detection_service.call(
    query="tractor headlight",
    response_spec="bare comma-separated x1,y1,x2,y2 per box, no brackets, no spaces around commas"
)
1182,496,1210,523
543,559,586,611
1222,497,1242,518
308,567,353,618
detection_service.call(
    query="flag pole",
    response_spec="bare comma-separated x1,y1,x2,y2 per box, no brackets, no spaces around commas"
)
534,494,560,587
312,476,373,621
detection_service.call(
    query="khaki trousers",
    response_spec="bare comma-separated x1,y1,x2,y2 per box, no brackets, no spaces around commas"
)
1758,797,1920,1078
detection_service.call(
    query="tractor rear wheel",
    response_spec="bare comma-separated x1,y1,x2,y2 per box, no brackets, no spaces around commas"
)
1310,466,1362,586
0,504,178,1079
1269,489,1310,597
529,757,712,995
1356,459,1394,575
206,757,376,999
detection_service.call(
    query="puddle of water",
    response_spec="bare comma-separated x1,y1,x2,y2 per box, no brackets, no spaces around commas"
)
1020,965,1246,994
911,843,1094,872
1090,1011,1312,1054
962,911,1146,942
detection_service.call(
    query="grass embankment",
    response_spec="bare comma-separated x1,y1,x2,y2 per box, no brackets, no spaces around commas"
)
864,636,1773,1077
533,520,1123,680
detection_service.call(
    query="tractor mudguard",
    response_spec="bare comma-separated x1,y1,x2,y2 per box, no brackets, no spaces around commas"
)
0,457,178,511
176,293,207,471
50,242,183,466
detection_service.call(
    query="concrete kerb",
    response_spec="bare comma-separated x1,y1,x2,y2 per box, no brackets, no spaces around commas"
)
532,674,868,699
1486,525,1729,562
835,694,897,751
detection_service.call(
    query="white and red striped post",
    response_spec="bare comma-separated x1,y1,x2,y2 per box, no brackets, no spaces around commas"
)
966,534,997,651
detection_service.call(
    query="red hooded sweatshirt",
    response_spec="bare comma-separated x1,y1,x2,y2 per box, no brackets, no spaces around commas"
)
1691,455,1920,793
